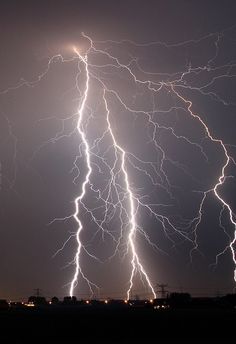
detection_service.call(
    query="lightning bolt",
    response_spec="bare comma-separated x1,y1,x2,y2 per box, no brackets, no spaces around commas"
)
68,50,100,296
68,44,156,299
170,85,236,282
103,90,156,299
68,32,236,296
1,27,236,300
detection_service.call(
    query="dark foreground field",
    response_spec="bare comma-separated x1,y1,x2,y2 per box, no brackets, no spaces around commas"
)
0,306,235,343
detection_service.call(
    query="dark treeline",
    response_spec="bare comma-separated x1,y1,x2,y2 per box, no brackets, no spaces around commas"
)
1,292,236,310
0,293,236,343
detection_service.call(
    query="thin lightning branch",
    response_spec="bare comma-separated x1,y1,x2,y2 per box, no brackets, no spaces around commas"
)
171,85,236,282
1,28,236,299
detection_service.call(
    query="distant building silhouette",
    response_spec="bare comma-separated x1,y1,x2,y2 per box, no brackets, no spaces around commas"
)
51,296,59,305
28,296,47,306
63,296,77,305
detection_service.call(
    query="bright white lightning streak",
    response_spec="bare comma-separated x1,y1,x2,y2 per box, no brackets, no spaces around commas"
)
69,49,98,297
46,34,236,294
103,90,156,300
69,44,156,298
84,32,236,289
2,29,236,298
171,85,236,282
214,154,236,282
215,167,236,282
87,32,236,285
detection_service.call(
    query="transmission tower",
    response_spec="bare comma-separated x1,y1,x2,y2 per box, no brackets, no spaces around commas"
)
156,284,168,298
34,288,42,297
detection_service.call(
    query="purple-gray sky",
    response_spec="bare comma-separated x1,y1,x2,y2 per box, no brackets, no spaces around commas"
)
1,0,236,300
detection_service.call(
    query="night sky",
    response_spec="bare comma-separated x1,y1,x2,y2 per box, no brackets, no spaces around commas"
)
1,0,236,301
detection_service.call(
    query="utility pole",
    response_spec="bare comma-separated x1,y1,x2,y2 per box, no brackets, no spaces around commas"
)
156,284,168,299
34,288,42,297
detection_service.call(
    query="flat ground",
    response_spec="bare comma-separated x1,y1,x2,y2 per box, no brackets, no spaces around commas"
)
0,307,235,343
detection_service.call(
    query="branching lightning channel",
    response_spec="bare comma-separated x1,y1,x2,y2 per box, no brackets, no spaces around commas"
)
103,89,156,300
68,45,156,299
170,85,236,282
69,32,236,295
69,49,99,297
1,27,236,299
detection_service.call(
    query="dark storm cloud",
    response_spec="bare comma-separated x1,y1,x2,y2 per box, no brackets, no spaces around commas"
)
1,0,236,300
